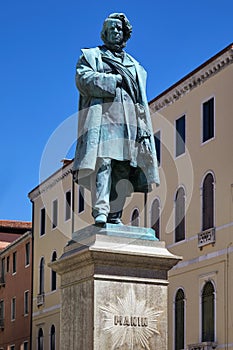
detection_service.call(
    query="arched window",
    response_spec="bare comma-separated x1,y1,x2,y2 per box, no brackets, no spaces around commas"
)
38,328,44,350
175,187,185,242
51,252,57,292
202,281,215,342
39,258,45,295
151,198,160,239
50,324,56,350
131,209,139,227
175,289,185,350
202,173,214,231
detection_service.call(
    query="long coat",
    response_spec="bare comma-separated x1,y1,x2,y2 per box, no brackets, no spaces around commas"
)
73,46,160,193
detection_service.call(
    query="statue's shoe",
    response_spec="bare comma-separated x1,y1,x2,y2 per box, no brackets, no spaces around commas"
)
95,214,107,224
107,218,124,225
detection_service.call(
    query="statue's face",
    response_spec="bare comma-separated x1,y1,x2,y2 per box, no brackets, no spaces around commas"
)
105,19,123,46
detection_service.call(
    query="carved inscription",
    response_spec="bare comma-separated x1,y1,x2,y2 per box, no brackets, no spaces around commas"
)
114,315,148,327
100,287,163,349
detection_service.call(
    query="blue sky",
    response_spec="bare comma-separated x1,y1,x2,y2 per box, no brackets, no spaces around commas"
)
0,0,232,221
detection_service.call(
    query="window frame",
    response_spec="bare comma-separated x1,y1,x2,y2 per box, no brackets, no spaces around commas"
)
78,187,85,213
25,242,30,267
175,114,186,158
131,208,140,227
52,199,58,229
201,96,215,144
174,288,186,350
201,172,215,232
11,297,16,321
40,207,46,236
201,280,216,342
154,130,161,167
12,251,17,275
51,251,57,292
150,197,161,239
24,290,29,316
174,186,186,243
65,190,72,221
39,257,45,296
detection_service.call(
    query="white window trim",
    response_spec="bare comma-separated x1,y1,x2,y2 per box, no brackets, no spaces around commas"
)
174,114,186,159
25,242,30,267
173,287,186,350
149,197,161,238
11,297,16,321
199,274,217,343
24,290,29,316
154,129,162,168
39,206,46,237
201,95,216,145
173,185,187,244
200,170,216,232
51,199,58,230
64,189,72,222
130,207,140,227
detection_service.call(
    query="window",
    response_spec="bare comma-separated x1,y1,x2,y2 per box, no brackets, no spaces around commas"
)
154,131,161,166
151,198,160,239
65,190,71,221
40,208,46,236
176,115,185,157
25,242,30,266
38,328,44,350
175,289,185,350
51,252,57,292
52,200,58,229
78,187,85,213
50,325,56,350
202,173,214,231
11,298,16,321
131,209,139,227
23,342,29,350
0,300,4,321
12,252,17,274
6,256,9,272
202,281,215,342
39,258,45,295
0,258,5,283
175,187,185,242
24,291,29,315
10,346,15,350
202,97,214,142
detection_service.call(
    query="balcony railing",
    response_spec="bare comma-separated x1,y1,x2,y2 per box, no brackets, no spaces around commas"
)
0,318,4,329
198,228,215,248
37,293,45,306
188,342,217,350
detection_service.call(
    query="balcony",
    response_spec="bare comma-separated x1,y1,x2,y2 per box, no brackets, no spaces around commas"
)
0,318,4,330
188,342,217,350
37,293,45,306
198,228,215,248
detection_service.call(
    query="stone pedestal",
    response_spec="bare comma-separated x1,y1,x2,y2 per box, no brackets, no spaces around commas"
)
51,225,181,350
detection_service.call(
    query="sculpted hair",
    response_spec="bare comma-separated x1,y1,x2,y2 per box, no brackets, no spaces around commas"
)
101,13,132,47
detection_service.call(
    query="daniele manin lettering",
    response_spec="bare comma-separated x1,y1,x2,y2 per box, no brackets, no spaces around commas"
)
100,288,163,349
114,315,148,327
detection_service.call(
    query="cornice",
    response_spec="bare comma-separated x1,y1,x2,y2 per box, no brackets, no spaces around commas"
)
28,162,73,201
150,45,233,113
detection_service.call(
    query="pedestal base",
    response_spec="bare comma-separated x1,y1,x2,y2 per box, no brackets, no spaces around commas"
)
51,225,181,350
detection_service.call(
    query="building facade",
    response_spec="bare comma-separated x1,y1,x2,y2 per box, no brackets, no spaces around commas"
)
28,43,233,349
0,221,32,350
149,43,233,349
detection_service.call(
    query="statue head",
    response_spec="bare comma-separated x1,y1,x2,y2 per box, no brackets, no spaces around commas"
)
101,13,132,51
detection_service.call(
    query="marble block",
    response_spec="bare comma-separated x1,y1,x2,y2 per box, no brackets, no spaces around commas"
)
51,225,181,350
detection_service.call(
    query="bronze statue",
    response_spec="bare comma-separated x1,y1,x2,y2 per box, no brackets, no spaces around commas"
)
73,13,160,225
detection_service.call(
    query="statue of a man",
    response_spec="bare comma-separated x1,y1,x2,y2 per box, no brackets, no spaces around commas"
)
73,13,160,225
